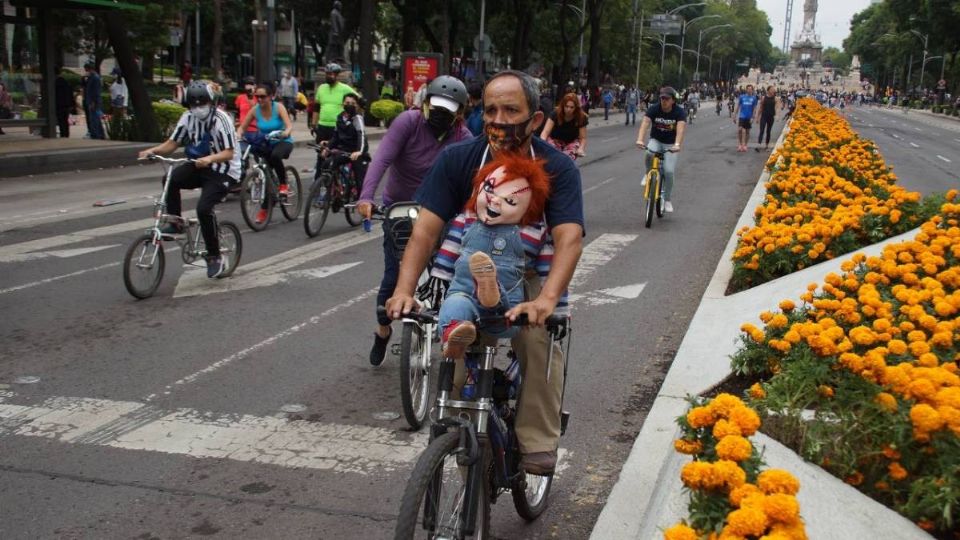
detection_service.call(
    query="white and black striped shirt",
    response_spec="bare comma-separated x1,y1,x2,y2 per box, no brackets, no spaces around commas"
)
170,109,242,181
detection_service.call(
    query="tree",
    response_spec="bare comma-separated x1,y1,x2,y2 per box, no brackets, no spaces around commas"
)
211,0,224,78
359,0,379,102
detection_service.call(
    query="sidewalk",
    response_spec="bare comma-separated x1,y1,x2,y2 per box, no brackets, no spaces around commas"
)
590,126,932,539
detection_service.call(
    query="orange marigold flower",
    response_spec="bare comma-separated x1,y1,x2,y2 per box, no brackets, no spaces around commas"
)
729,483,764,507
713,418,743,439
845,471,864,486
762,493,801,524
875,392,898,412
817,385,835,398
888,462,908,481
674,438,703,455
749,382,766,400
724,507,769,537
779,299,796,312
710,393,747,417
663,523,699,540
686,406,716,428
716,435,754,462
728,406,762,436
757,469,800,495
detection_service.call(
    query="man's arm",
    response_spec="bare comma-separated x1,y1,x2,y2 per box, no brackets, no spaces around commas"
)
385,208,446,318
635,116,652,145
506,222,583,325
674,121,686,149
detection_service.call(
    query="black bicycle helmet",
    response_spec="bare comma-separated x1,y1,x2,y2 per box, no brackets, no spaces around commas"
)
325,63,343,73
242,76,256,86
185,80,214,107
425,75,468,109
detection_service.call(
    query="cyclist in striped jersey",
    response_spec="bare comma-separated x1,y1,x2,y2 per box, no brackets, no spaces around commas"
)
138,81,241,278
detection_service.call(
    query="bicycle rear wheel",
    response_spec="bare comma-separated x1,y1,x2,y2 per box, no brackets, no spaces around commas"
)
400,322,431,431
342,176,361,227
644,171,658,228
303,173,332,238
216,221,243,278
240,169,272,232
123,233,165,299
280,166,302,221
395,432,490,539
511,471,554,521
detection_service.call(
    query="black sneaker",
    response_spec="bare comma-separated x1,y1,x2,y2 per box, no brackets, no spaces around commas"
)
369,328,392,366
206,256,224,279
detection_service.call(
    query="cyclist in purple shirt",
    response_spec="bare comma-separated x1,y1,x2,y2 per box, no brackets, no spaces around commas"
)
357,76,472,366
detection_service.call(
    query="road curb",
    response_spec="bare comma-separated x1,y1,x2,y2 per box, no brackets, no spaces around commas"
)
590,121,932,539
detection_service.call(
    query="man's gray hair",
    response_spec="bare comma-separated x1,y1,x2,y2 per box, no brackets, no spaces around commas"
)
486,70,541,115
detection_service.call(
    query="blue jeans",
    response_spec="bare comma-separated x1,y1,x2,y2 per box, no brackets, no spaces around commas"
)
644,139,679,201
626,104,637,124
439,223,526,340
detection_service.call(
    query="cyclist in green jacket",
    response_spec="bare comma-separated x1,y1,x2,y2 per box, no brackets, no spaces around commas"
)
314,63,357,143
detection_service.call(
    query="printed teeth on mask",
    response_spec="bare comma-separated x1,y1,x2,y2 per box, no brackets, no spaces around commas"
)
486,208,501,218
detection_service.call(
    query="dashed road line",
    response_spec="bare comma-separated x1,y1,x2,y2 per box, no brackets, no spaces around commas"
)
909,142,920,148
583,176,618,195
937,155,952,163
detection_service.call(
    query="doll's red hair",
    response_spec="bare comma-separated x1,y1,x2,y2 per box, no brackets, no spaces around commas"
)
466,153,551,226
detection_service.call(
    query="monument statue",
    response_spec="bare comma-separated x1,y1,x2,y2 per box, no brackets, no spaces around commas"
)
801,0,817,35
325,0,345,63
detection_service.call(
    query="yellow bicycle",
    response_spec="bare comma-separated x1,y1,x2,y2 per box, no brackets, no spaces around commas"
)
639,146,676,228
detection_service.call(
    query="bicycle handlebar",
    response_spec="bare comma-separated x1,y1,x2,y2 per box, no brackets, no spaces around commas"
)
139,155,194,165
376,306,568,331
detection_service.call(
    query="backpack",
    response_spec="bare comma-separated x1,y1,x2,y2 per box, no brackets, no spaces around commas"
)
185,117,215,159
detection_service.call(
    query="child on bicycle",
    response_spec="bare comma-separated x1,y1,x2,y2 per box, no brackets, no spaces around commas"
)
137,80,240,278
318,93,369,194
432,154,558,378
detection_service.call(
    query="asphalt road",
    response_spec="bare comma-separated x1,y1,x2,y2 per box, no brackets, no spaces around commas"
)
4,104,946,540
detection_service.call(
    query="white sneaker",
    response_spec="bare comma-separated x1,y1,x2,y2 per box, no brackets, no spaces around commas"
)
664,200,674,213
640,177,647,187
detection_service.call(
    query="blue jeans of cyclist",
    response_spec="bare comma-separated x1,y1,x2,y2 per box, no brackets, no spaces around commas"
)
644,138,679,201
438,223,526,340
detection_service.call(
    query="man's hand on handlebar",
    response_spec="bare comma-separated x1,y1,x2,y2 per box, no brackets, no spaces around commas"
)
635,140,647,150
195,156,213,169
385,293,419,320
357,201,374,220
350,151,362,161
506,296,557,327
137,150,155,160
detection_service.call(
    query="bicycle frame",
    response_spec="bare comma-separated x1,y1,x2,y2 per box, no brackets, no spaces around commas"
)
643,152,663,200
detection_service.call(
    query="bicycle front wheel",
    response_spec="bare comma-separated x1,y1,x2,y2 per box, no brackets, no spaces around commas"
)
123,233,165,299
511,471,554,521
303,173,332,238
240,169,272,232
400,322,431,431
216,221,243,278
644,171,658,228
280,166,302,221
395,432,491,540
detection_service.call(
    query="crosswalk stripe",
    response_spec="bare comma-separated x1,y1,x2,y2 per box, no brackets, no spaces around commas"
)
569,233,637,289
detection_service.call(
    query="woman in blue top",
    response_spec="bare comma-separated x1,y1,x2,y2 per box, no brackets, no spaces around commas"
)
237,82,294,223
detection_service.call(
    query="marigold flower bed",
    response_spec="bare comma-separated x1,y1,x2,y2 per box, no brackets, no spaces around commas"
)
665,394,808,539
730,192,960,537
729,98,939,293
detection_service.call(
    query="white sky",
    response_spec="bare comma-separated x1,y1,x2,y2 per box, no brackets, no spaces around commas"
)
755,0,873,50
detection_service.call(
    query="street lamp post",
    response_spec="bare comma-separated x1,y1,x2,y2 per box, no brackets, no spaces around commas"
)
695,24,731,83
660,3,705,81
909,29,929,93
679,14,719,80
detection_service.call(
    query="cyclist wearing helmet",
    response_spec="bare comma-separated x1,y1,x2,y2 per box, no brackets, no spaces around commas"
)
314,63,356,143
356,75,473,366
319,92,369,187
137,80,241,278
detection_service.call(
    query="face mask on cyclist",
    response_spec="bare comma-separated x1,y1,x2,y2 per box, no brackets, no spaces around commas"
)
244,86,254,96
191,105,212,120
343,104,357,116
325,75,337,85
485,114,535,153
426,106,456,136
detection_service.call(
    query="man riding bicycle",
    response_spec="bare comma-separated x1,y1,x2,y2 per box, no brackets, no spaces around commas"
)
357,76,473,367
635,86,686,213
386,70,584,476
137,81,241,278
685,88,700,124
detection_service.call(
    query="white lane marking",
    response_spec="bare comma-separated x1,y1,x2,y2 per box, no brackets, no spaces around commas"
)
601,136,620,143
915,127,922,131
173,260,364,298
954,138,960,143
0,394,426,475
0,393,573,477
583,176,618,195
909,142,920,148
171,228,381,298
46,244,121,258
568,233,637,289
937,155,952,163
143,288,378,401
568,282,647,307
0,211,196,263
0,246,181,296
891,133,901,139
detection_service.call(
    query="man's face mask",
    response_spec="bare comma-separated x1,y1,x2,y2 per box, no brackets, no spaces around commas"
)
245,86,254,96
326,74,337,85
426,106,456,136
484,114,535,153
343,104,357,116
192,105,212,120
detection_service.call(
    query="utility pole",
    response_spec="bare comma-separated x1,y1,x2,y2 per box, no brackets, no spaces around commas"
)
782,0,793,53
266,0,276,82
195,4,200,68
634,10,644,88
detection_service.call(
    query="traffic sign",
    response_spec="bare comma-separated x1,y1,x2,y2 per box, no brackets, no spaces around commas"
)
649,14,683,36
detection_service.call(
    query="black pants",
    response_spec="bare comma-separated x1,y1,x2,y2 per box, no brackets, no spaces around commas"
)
757,115,775,146
266,141,293,184
167,164,232,257
314,125,335,144
56,108,70,138
376,219,402,326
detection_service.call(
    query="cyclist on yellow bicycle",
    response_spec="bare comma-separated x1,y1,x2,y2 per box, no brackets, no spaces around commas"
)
634,86,686,213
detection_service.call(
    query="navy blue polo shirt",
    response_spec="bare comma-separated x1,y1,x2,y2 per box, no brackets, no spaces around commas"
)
415,136,585,233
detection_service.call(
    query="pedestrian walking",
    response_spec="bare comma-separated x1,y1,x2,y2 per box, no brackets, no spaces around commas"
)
733,84,758,152
280,69,299,121
83,61,105,139
602,87,614,120
110,67,129,119
0,81,12,135
625,86,639,126
54,67,74,138
754,85,777,152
